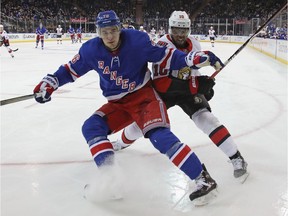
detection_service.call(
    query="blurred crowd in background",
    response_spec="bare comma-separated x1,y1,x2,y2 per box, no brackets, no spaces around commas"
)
1,0,287,39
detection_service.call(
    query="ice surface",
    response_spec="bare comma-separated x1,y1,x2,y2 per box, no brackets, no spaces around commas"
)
1,39,287,216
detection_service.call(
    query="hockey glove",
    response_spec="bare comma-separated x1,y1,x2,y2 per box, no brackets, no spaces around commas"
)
204,88,214,101
189,75,215,95
33,74,59,103
186,51,224,71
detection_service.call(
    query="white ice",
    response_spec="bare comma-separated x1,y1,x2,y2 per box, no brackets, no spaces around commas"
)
1,39,287,216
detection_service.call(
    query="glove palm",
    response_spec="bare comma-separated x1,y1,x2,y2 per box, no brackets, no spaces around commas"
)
189,75,215,95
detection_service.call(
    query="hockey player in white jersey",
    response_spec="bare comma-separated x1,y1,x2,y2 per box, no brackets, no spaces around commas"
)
112,11,249,194
0,24,18,58
208,26,217,47
56,25,63,44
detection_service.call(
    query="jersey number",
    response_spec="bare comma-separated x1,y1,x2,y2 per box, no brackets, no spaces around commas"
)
153,64,169,77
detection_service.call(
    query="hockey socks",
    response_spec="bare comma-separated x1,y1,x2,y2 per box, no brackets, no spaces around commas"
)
147,127,203,180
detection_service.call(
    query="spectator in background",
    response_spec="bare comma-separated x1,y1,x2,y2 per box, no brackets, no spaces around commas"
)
139,25,147,33
122,19,135,29
149,27,157,42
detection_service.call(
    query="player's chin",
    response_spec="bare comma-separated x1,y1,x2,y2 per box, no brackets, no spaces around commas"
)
107,42,117,49
175,40,185,46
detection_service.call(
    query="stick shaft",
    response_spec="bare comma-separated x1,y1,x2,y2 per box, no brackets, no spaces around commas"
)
210,2,287,79
0,94,34,106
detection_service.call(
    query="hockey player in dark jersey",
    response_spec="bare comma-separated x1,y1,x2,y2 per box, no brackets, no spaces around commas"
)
35,23,48,49
67,25,76,43
76,26,82,43
112,11,249,184
33,10,224,204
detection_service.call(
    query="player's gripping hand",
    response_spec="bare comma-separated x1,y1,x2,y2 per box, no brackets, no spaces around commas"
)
189,75,215,95
33,74,59,103
204,88,214,101
186,51,224,70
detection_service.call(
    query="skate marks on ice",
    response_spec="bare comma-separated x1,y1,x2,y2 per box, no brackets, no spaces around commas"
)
276,191,288,216
82,150,219,215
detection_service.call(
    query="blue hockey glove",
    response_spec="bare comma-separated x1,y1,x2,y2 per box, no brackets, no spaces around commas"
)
33,74,59,103
186,51,224,70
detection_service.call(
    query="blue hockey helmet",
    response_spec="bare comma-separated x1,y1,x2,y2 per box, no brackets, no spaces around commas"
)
96,10,121,28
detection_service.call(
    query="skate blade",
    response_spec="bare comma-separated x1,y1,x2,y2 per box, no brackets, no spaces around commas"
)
192,189,218,206
236,172,249,184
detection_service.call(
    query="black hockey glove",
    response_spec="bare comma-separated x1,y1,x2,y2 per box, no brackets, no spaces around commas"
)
192,76,215,95
204,88,214,101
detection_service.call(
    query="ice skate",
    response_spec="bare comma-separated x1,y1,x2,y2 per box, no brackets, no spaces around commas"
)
189,164,217,206
111,139,131,151
231,152,249,183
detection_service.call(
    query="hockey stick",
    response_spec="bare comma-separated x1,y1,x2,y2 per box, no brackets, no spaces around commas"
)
12,48,19,52
210,2,288,79
0,94,34,106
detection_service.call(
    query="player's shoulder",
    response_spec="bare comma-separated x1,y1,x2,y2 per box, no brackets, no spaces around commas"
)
77,37,104,59
157,34,170,47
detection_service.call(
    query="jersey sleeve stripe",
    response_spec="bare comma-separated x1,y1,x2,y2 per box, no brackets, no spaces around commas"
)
64,63,80,81
159,47,174,69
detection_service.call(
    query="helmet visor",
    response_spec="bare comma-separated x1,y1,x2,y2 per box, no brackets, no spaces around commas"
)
171,27,190,36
